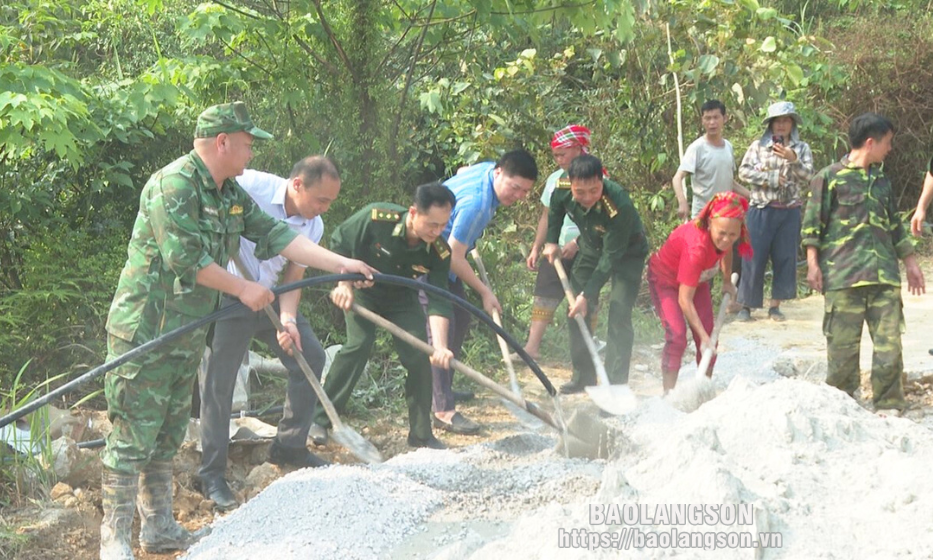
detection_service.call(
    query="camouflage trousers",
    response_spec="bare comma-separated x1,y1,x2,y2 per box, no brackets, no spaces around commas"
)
101,329,208,475
822,285,906,410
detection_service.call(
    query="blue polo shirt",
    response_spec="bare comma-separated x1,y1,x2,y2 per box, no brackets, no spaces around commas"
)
442,162,500,281
442,161,499,249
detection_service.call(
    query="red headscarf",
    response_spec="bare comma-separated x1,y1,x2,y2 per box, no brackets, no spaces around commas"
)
550,125,592,151
694,192,753,259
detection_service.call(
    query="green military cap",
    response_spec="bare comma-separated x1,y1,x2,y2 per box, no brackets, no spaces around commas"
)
194,102,273,140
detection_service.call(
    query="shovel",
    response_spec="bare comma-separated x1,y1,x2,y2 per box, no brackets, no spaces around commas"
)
471,248,545,431
232,256,383,464
349,302,620,458
553,258,637,416
668,272,738,413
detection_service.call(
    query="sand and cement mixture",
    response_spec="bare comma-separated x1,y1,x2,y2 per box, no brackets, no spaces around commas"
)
184,336,933,559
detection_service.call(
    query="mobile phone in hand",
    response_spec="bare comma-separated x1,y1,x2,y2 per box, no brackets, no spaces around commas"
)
773,135,784,146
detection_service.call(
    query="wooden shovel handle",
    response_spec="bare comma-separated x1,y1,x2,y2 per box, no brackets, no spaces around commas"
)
552,257,612,387
232,256,344,429
471,249,521,394
349,302,559,430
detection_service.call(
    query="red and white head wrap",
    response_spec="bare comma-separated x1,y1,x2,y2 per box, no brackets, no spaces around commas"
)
694,192,753,259
551,124,592,151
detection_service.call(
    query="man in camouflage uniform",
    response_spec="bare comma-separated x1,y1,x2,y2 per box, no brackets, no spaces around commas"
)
100,102,373,560
543,154,649,393
802,112,925,416
314,183,456,449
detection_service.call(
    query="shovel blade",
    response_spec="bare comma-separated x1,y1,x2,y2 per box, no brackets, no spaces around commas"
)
667,376,717,413
331,426,384,464
585,384,638,416
556,408,624,459
501,399,547,431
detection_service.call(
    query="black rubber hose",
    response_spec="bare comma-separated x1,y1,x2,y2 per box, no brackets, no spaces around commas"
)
75,405,287,450
0,273,553,429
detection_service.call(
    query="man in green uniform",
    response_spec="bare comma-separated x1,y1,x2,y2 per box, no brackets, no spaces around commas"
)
543,154,649,393
315,183,456,449
802,112,925,417
100,102,374,560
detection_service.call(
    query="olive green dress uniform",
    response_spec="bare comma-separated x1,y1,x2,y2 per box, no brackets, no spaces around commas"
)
102,151,298,475
801,156,914,410
313,203,452,439
548,177,649,386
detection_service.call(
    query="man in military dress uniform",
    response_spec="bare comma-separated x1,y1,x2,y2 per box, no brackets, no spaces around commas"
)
543,154,649,393
100,102,374,560
314,183,457,449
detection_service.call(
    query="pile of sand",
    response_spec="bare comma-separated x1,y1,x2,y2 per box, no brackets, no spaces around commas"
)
185,338,933,559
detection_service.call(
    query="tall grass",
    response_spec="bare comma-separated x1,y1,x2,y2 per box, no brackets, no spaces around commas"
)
0,361,59,508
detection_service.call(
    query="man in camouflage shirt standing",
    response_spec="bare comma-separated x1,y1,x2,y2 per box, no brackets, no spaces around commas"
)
543,154,649,393
315,183,456,450
100,102,373,560
802,112,925,417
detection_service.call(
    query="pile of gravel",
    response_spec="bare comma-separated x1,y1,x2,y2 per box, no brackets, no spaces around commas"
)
183,432,606,559
384,434,603,519
183,466,443,560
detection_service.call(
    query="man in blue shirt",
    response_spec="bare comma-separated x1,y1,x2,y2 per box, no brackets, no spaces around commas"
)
425,150,538,434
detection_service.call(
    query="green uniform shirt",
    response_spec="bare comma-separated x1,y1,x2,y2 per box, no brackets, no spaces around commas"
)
106,150,298,343
330,203,452,317
547,178,649,300
801,156,914,291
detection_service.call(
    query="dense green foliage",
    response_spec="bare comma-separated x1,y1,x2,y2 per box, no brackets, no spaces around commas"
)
2,0,933,413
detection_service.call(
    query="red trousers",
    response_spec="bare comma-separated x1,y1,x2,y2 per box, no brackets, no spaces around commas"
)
647,267,716,374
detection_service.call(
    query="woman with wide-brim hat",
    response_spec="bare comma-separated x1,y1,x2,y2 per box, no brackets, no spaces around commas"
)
735,101,815,322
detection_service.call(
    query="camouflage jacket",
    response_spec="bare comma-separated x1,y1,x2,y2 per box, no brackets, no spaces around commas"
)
548,178,649,300
801,156,914,291
331,203,452,317
106,151,298,344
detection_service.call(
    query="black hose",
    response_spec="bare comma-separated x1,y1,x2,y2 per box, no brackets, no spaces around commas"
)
0,273,553,429
76,405,287,450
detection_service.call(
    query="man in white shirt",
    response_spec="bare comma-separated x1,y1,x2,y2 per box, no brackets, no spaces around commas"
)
198,156,340,511
672,99,750,221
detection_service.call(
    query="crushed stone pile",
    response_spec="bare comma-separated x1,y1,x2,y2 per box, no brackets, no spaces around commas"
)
183,466,443,560
185,338,933,559
448,376,933,559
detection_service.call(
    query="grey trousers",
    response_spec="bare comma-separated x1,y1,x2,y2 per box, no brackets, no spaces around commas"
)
198,298,325,480
421,279,471,414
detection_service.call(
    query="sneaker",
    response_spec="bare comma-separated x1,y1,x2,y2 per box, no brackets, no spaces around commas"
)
431,412,481,435
736,307,752,322
875,408,902,418
768,307,786,322
309,424,328,446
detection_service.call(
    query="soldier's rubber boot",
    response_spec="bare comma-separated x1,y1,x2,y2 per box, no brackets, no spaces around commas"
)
137,460,211,553
100,468,137,560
